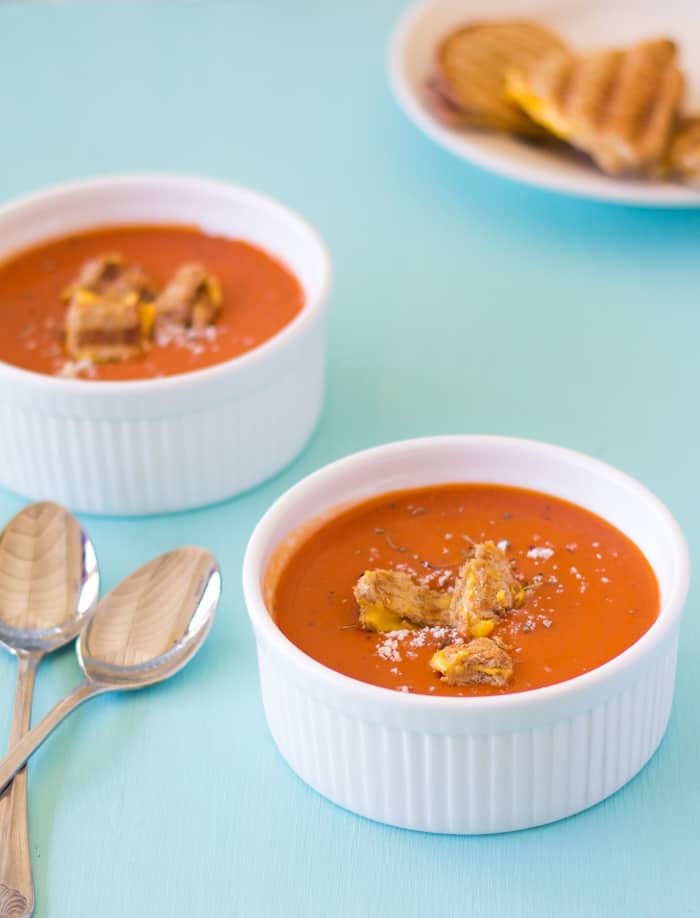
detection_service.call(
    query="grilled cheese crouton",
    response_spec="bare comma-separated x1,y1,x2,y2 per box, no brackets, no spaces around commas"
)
354,569,451,632
65,290,144,362
448,541,524,637
154,263,222,332
63,255,156,362
63,254,154,304
431,637,513,686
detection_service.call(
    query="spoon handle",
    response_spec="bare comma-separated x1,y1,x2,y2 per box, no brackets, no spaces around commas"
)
0,651,40,918
0,681,105,797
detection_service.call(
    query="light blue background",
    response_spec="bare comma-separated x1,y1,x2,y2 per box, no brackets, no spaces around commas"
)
0,2,698,916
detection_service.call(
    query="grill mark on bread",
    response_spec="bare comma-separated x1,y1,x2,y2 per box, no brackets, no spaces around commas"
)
555,55,576,114
507,38,684,174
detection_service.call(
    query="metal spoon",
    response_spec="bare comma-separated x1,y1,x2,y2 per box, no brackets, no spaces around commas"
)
0,502,99,918
0,547,220,799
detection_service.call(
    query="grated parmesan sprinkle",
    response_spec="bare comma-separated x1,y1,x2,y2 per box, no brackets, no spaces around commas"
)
376,625,462,665
155,323,221,355
376,636,402,662
55,359,97,379
527,547,554,560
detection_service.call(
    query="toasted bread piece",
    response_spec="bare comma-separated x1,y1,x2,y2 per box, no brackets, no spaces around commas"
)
433,21,567,135
63,255,155,362
154,263,222,332
507,38,684,174
354,569,451,632
65,289,144,362
63,253,154,304
669,116,700,185
448,541,524,638
431,637,513,686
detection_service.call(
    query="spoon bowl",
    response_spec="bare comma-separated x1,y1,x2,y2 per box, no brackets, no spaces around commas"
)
0,546,221,798
0,502,99,653
78,546,220,688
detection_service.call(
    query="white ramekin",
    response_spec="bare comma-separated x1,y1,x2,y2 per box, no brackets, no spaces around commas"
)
243,436,690,834
0,174,331,515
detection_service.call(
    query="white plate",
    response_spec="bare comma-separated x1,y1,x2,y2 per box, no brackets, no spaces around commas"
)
389,0,700,206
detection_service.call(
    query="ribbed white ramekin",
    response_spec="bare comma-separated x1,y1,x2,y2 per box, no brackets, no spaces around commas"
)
0,175,331,515
243,436,690,834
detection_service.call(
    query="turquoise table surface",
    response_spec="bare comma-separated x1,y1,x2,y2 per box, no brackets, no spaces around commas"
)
0,2,698,916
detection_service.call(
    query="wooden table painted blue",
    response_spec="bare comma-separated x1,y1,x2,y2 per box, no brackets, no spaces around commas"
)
0,2,697,915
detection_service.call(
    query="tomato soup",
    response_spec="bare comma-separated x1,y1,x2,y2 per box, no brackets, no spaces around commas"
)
0,224,304,380
271,484,660,696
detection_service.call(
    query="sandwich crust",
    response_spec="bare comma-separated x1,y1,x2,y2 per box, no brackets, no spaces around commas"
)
433,21,567,135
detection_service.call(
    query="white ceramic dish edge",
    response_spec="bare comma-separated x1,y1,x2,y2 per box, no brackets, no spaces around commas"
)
388,0,700,208
0,174,332,515
243,435,690,833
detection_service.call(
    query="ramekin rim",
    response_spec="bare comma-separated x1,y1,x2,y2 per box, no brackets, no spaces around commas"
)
242,434,690,713
0,172,332,395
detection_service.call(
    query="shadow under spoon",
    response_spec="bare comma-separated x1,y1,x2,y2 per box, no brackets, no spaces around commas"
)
0,502,99,918
0,547,220,805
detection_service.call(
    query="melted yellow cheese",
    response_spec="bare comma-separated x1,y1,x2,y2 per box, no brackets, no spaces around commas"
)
359,603,418,633
506,72,573,140
139,303,157,339
470,619,495,638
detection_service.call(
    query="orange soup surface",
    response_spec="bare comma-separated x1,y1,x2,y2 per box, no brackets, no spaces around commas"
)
0,224,304,380
271,484,660,696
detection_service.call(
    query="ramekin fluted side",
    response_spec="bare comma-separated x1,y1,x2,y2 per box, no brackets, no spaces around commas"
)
243,436,689,834
257,633,678,834
0,322,324,515
0,174,331,514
